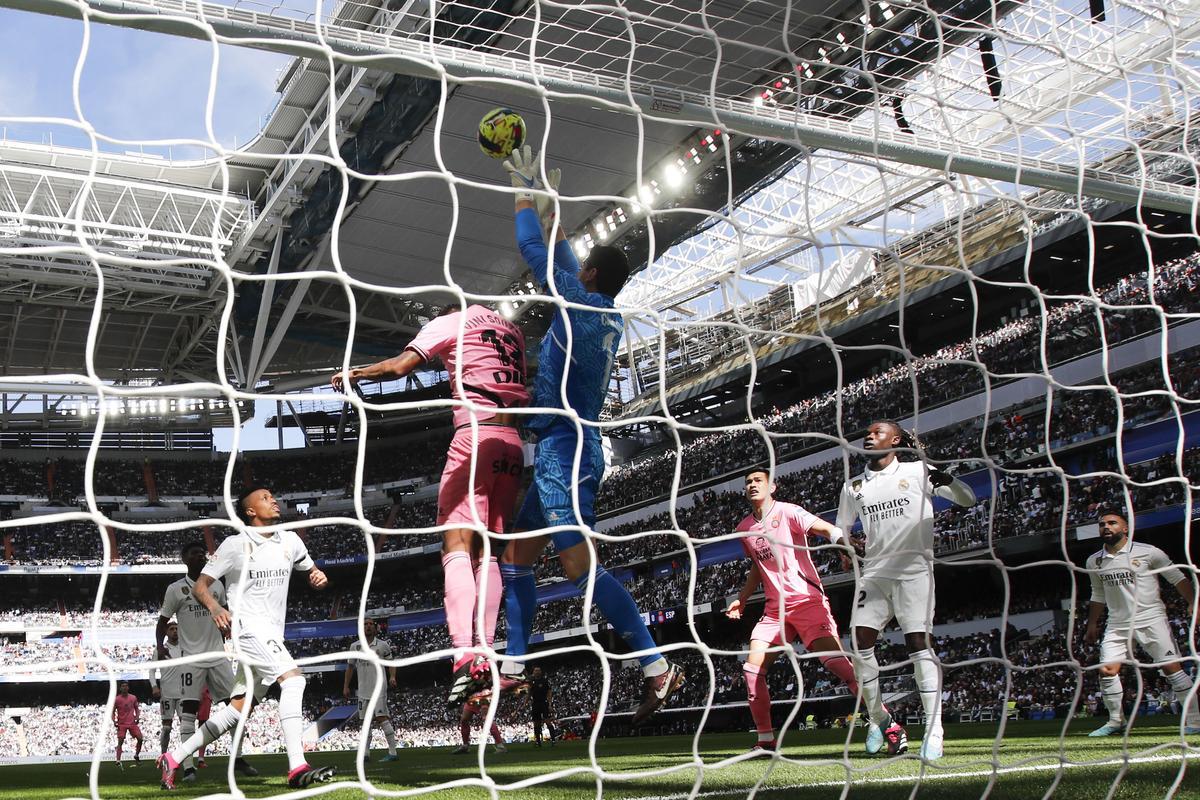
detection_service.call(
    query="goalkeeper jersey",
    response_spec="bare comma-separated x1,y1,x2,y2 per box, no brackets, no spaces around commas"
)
514,207,622,436
837,459,936,580
159,575,227,667
1087,539,1184,628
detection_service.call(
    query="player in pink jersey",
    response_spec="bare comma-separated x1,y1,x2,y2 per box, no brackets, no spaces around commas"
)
333,303,529,704
113,681,144,768
453,688,508,754
725,468,875,752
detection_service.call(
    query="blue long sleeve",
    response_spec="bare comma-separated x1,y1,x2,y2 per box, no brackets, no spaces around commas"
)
515,207,584,300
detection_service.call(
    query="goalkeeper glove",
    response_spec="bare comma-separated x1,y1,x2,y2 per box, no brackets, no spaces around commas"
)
504,145,540,204
928,466,954,488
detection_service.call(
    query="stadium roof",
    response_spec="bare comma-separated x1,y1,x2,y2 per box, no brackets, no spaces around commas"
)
0,0,1194,410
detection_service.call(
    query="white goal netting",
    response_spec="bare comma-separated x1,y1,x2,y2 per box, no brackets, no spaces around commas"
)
0,0,1198,798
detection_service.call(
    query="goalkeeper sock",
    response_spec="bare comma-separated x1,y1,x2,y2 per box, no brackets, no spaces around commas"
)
911,649,943,736
742,662,773,738
856,648,889,726
819,652,859,695
159,720,172,755
178,713,196,770
500,563,536,670
380,720,398,756
1100,675,1124,725
575,568,660,668
443,551,477,651
278,675,308,772
474,556,502,648
1165,670,1199,728
171,705,240,763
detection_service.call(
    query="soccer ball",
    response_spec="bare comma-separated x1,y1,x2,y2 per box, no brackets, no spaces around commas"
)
478,108,526,160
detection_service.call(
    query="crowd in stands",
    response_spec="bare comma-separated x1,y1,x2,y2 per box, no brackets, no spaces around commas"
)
595,253,1200,511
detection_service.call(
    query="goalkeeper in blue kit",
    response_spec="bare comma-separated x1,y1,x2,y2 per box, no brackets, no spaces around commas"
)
496,146,684,725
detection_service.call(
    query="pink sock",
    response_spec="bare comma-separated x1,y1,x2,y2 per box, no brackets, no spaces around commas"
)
490,723,503,744
743,663,773,735
820,652,860,695
460,722,470,745
474,556,502,647
443,551,477,650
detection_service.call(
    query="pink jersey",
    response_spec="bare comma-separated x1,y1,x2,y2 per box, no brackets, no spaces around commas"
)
406,304,529,429
737,501,825,611
113,693,139,725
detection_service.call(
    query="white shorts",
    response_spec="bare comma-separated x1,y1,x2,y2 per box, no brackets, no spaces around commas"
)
160,697,182,721
357,695,389,721
850,574,935,635
230,629,298,700
1100,619,1181,667
180,661,237,703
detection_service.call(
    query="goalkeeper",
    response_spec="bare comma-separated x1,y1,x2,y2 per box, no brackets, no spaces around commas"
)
496,146,684,725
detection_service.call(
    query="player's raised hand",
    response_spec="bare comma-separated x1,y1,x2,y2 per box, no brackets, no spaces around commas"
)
725,599,743,620
504,145,539,191
309,568,329,590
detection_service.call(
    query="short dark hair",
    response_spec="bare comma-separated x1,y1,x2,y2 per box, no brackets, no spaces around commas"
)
586,245,630,298
745,467,771,481
236,486,269,524
180,541,206,558
871,419,922,453
1097,507,1128,523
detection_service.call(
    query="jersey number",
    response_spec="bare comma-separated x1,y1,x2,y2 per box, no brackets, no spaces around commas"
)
266,639,284,655
855,589,867,609
481,329,525,385
180,673,193,690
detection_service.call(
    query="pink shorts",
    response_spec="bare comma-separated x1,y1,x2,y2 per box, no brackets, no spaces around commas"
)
751,599,839,649
437,425,524,531
116,724,143,740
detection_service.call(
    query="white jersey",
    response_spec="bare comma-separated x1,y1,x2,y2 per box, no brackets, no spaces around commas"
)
354,637,394,700
159,575,227,667
837,459,937,580
1087,540,1184,628
202,529,314,639
153,640,186,700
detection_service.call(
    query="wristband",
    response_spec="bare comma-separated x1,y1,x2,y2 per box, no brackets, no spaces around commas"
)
827,527,844,546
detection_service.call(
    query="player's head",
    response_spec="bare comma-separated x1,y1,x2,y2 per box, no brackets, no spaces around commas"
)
237,486,280,526
118,681,129,694
531,666,543,679
865,420,920,456
166,620,179,642
438,303,462,317
744,468,775,503
1097,507,1129,544
180,541,207,570
364,618,377,638
580,245,630,298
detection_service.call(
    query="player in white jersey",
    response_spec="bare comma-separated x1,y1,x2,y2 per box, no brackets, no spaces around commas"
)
836,420,975,762
149,622,184,773
342,617,399,761
1082,508,1199,737
155,541,255,782
158,488,335,790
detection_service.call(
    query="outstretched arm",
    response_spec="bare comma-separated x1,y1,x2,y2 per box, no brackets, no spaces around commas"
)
332,350,424,392
928,466,975,507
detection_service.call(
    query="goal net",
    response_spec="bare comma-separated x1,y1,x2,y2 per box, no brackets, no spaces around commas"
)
0,0,1197,797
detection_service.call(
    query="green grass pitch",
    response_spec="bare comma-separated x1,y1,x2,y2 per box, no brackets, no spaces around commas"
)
2,721,1195,799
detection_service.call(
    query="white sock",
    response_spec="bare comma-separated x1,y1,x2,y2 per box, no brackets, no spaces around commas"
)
856,649,888,726
159,720,172,755
1100,675,1124,725
178,713,196,770
643,657,668,679
278,675,308,772
171,705,240,763
1166,670,1199,728
911,649,943,736
380,720,398,755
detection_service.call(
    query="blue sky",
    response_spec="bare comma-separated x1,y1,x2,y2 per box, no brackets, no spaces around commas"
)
1,8,305,449
0,8,290,155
